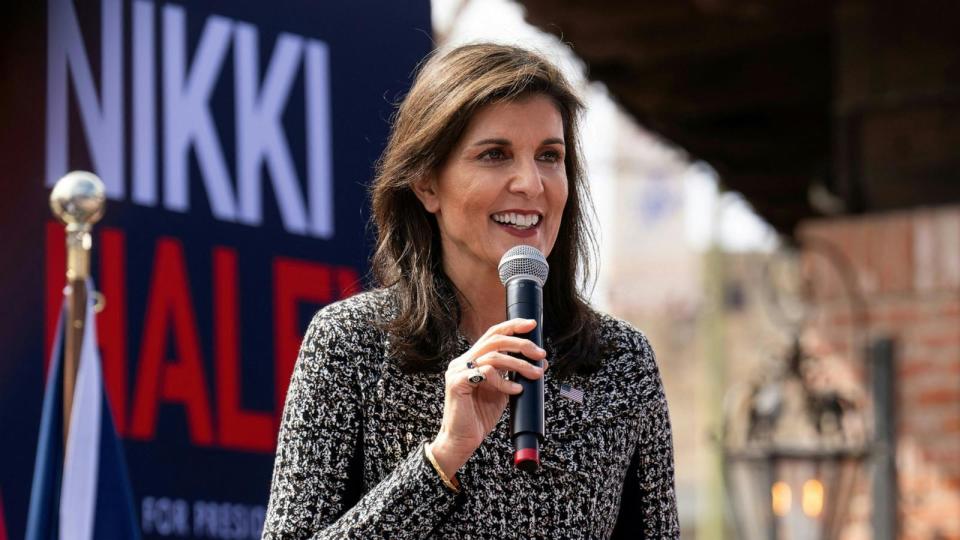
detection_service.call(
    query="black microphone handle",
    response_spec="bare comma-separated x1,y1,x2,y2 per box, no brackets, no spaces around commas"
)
506,278,544,472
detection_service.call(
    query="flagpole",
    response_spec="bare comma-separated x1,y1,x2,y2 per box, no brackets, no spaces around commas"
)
49,171,105,446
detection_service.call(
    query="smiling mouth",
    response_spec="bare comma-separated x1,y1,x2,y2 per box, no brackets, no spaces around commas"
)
491,211,542,230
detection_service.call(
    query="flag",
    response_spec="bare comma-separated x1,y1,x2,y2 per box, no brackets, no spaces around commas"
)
26,280,139,540
559,383,585,404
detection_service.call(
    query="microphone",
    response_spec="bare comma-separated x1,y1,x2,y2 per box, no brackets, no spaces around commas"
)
498,245,548,472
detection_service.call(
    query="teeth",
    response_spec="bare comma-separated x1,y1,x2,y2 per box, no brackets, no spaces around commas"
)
492,212,540,228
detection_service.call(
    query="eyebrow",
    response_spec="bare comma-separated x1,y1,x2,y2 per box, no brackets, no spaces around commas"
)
471,137,565,147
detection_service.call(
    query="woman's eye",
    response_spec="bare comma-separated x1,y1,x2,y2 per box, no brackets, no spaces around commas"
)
538,150,563,163
479,148,507,161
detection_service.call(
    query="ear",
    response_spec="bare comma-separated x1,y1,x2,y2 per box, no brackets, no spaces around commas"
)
411,174,441,214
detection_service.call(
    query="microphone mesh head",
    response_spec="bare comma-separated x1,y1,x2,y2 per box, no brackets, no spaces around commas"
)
498,245,549,287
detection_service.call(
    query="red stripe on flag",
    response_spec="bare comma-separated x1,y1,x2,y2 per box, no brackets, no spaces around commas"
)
0,487,8,540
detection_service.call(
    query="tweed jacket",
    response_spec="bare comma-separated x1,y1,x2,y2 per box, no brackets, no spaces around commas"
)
262,289,679,539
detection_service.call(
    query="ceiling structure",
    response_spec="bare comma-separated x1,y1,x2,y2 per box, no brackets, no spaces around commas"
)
519,0,960,237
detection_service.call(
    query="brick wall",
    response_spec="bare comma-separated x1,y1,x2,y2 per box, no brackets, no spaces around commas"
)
797,206,960,540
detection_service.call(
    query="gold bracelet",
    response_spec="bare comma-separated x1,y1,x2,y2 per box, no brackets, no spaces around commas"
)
424,442,460,493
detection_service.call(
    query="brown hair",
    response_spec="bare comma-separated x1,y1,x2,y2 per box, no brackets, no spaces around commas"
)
370,43,600,378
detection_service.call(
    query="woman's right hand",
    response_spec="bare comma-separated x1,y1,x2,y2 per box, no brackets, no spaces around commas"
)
427,318,548,481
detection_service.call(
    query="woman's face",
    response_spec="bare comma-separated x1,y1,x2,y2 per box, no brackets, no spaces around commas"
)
415,94,569,278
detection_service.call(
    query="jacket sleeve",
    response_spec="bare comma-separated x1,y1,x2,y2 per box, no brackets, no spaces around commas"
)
261,308,459,540
612,333,681,539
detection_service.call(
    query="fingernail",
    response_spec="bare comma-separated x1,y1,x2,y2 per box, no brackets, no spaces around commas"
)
511,382,523,391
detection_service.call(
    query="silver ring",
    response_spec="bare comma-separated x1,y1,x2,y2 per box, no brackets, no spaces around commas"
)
468,369,486,385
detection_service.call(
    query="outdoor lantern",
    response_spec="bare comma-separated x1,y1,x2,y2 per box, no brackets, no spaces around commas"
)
722,339,869,540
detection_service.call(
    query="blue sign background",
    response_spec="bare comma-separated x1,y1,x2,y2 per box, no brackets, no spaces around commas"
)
0,1,432,538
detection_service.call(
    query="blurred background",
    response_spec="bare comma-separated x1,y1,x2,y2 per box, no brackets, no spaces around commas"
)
2,1,958,539
435,1,959,538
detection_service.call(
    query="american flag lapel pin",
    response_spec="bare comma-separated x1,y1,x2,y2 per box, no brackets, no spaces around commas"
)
559,383,584,404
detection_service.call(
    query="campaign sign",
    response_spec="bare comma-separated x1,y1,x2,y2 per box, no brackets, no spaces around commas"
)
0,0,432,538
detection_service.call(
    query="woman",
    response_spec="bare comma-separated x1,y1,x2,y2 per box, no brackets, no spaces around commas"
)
262,43,679,539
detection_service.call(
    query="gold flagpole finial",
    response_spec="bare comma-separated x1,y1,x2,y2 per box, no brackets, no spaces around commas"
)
50,171,105,281
50,171,106,445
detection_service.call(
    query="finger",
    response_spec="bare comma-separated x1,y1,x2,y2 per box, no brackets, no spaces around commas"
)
479,318,538,340
453,364,516,393
474,351,544,379
474,335,546,360
446,354,468,373
476,365,524,395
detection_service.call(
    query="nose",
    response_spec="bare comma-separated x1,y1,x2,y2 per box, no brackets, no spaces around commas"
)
508,156,544,198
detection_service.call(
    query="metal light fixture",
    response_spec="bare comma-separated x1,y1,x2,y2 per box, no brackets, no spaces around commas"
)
722,251,870,540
